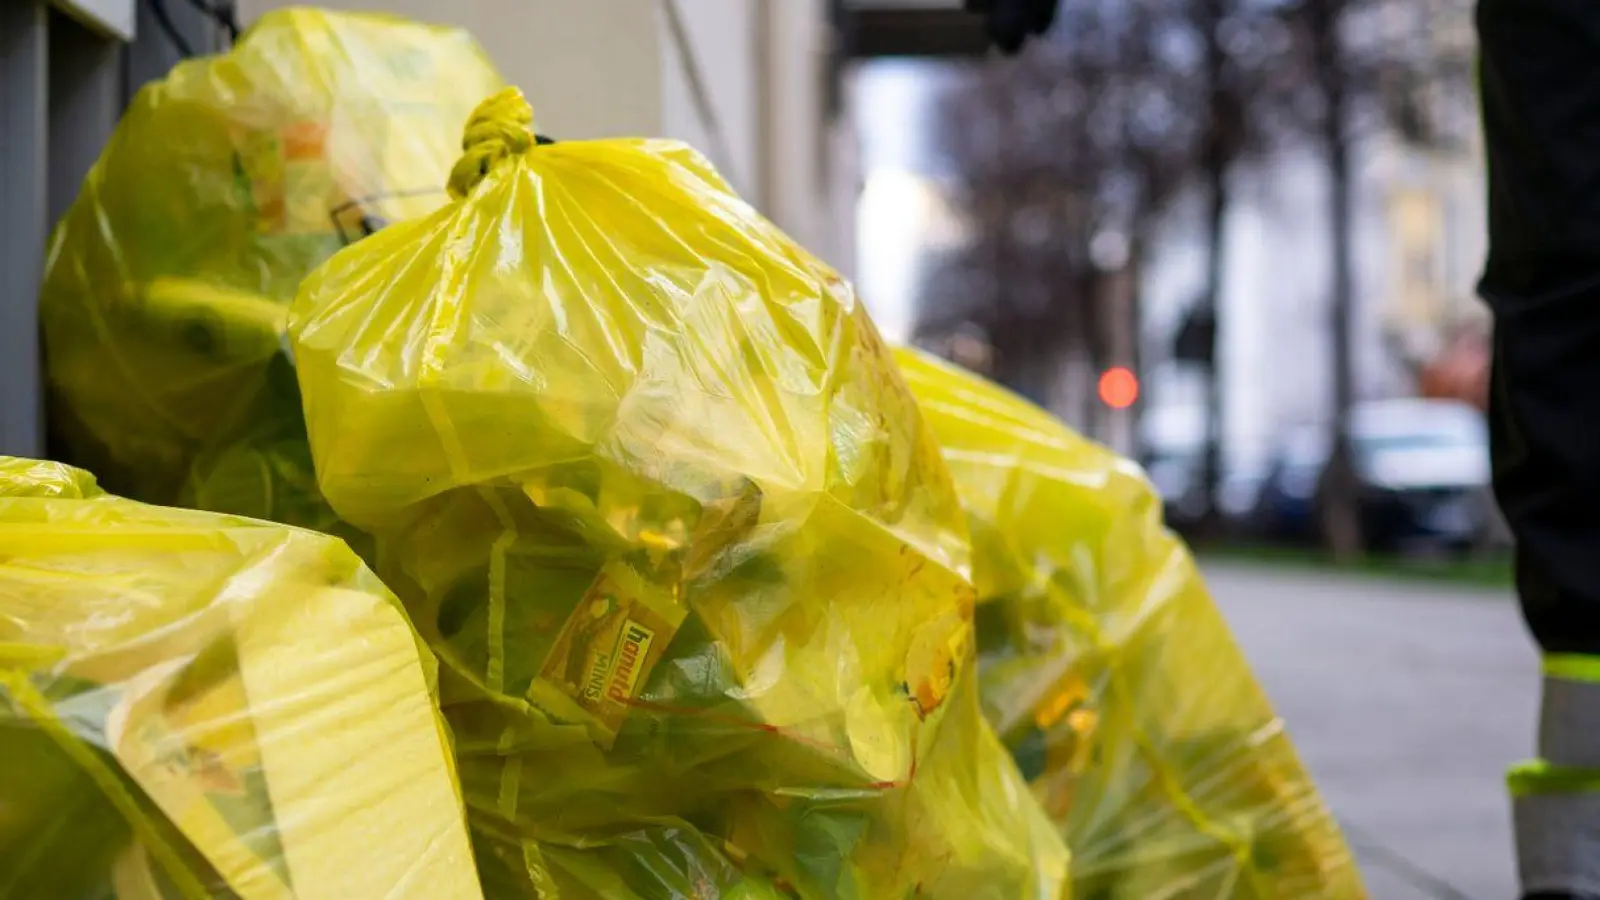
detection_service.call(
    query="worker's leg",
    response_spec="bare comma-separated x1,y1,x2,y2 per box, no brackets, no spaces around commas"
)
1480,0,1600,896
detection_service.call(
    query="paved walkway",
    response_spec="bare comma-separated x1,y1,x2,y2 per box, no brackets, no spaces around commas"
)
1203,563,1538,900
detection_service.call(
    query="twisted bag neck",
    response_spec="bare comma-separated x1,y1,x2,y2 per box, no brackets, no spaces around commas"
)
448,87,536,200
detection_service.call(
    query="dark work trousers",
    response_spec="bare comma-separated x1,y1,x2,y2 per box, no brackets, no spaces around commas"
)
1480,0,1600,896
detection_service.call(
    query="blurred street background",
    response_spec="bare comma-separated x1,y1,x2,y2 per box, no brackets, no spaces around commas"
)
843,1,1491,566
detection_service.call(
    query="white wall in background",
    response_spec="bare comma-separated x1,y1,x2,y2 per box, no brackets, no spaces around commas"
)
851,59,971,342
1141,138,1482,459
237,0,664,138
658,0,854,273
760,0,845,267
658,0,759,196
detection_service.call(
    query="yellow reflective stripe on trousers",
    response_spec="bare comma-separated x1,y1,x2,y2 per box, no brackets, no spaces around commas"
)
1508,759,1600,797
1516,665,1600,896
1540,665,1600,769
1544,653,1600,684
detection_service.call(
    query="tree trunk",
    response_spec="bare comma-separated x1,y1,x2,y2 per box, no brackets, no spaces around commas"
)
1199,149,1229,536
1126,244,1147,459
1311,0,1364,561
990,307,1069,408
1197,0,1232,539
1084,269,1110,442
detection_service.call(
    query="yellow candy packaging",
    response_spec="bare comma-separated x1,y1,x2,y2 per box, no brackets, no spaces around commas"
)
40,8,502,540
0,457,481,899
894,348,1366,899
289,88,1068,898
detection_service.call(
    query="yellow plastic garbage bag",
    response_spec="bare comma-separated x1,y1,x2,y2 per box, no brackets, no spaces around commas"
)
0,457,483,900
893,349,1366,900
39,8,502,542
288,87,1069,899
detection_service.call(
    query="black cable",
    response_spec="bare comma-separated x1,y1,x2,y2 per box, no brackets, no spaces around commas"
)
145,0,196,57
145,0,239,58
182,0,239,43
1339,820,1480,900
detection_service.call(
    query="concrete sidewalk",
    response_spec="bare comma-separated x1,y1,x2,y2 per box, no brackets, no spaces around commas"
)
1204,563,1537,900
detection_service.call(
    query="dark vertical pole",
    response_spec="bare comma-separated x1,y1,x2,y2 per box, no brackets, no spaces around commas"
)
1200,154,1228,520
1312,0,1363,558
1115,252,1141,456
1198,0,1231,534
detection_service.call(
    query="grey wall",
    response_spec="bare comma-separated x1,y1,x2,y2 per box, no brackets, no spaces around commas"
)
0,3,49,458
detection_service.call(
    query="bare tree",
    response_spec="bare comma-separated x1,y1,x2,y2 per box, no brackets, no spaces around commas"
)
1189,0,1306,534
918,0,1306,448
916,0,1205,413
1282,0,1476,558
920,0,1474,561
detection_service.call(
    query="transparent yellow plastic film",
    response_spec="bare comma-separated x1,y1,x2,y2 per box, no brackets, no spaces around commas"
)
893,348,1366,899
289,88,1067,898
0,456,483,899
39,8,503,535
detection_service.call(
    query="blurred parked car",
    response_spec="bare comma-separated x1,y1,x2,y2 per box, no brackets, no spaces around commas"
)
1144,445,1268,536
1254,399,1496,554
1251,427,1325,544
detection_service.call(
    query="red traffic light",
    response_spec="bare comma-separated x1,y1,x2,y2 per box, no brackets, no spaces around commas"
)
1098,367,1139,410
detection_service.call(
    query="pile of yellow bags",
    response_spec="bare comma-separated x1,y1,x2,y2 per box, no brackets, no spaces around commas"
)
0,457,481,899
25,11,1368,895
40,8,501,540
